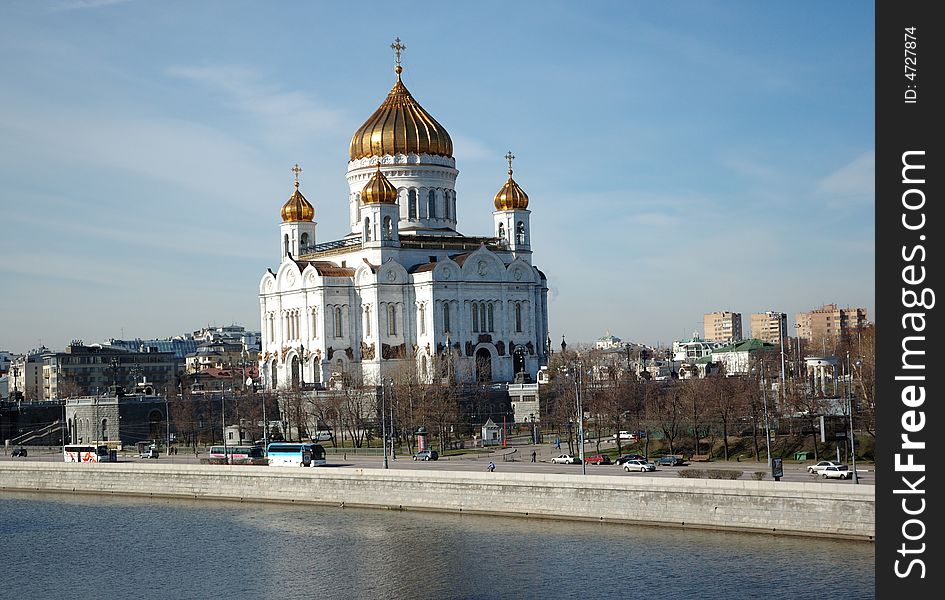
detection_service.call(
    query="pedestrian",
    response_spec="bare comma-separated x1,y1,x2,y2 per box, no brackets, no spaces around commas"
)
531,450,537,463
555,436,561,451
488,461,496,472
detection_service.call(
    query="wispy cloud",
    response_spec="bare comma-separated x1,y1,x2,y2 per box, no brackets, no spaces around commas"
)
815,151,875,208
49,0,133,12
166,65,347,144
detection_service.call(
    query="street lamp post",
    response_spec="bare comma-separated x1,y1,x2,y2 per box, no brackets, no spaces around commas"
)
221,385,228,464
571,362,586,476
381,380,389,469
848,352,859,484
753,364,772,469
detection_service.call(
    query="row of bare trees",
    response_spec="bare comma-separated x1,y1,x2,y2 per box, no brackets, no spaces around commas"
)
541,326,876,461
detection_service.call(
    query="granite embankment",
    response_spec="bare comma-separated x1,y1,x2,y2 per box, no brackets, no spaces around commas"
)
0,462,874,540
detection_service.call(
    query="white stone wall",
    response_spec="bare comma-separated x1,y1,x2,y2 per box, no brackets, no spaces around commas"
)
0,463,876,541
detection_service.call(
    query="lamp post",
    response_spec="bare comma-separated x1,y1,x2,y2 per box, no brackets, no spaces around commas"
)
778,316,786,405
571,362,586,475
381,379,389,469
753,364,772,469
848,352,859,484
164,386,171,458
221,385,228,464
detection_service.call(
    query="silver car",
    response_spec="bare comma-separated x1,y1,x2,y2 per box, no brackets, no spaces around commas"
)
623,459,655,472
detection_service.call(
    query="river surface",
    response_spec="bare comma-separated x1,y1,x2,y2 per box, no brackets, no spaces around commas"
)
0,490,874,599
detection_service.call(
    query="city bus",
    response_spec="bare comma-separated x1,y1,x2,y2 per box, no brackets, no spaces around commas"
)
266,442,327,467
64,444,116,463
208,445,265,461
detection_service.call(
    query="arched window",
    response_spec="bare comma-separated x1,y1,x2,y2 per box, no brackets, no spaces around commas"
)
364,305,372,338
311,308,318,338
364,217,372,242
445,190,451,220
356,193,361,223
516,221,526,244
420,355,428,378
419,304,426,335
408,189,417,219
270,361,278,389
300,232,309,248
284,234,290,256
101,418,108,441
487,303,494,332
498,222,506,239
334,307,343,338
472,302,479,332
515,303,522,333
443,303,450,333
383,216,393,240
387,304,397,336
428,190,436,218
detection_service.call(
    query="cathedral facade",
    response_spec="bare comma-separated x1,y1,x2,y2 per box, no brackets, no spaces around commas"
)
258,45,549,390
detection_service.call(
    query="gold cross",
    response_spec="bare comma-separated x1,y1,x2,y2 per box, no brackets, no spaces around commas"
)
292,163,302,186
505,151,515,174
391,37,406,67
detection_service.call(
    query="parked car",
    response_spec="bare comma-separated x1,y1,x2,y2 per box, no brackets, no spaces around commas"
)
656,455,685,466
807,460,843,474
623,459,656,472
11,447,27,457
821,464,852,479
413,449,439,461
615,454,646,465
550,454,580,464
584,454,612,465
613,431,638,442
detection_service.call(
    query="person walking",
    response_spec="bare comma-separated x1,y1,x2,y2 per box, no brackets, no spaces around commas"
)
531,450,537,462
488,461,496,472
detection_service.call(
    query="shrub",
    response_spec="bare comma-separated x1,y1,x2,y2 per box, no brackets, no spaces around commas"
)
706,469,742,480
750,471,766,481
678,469,707,478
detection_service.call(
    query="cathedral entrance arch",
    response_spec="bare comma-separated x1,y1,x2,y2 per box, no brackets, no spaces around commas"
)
291,356,300,389
512,345,526,377
148,409,164,440
475,348,493,383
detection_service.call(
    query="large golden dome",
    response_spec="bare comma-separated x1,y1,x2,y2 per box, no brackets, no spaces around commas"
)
349,68,453,161
494,159,529,211
361,164,398,204
281,166,314,222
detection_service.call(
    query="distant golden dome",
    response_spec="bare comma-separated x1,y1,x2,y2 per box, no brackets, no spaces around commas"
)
361,164,398,204
349,69,453,161
281,180,314,222
494,168,529,211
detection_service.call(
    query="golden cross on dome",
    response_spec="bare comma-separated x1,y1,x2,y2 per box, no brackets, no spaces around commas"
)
505,151,515,174
391,37,406,75
292,163,302,187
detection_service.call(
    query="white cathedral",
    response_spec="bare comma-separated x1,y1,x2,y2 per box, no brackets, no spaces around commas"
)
258,43,550,391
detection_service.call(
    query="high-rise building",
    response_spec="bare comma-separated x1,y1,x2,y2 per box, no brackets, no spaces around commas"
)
794,304,869,344
750,311,787,345
703,311,742,344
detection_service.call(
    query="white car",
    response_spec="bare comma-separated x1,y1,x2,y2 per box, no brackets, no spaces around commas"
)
550,454,579,464
821,465,853,479
807,460,843,474
613,431,638,442
623,459,655,472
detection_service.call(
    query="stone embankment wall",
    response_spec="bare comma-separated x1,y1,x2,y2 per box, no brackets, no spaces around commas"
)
0,463,874,540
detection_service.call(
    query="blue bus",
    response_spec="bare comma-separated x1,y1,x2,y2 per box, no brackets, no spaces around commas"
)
266,442,327,467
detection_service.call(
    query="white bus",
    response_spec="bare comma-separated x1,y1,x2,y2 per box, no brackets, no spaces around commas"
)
208,445,264,461
266,442,327,467
64,444,116,463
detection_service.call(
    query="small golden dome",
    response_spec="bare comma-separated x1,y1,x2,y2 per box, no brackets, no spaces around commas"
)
362,164,399,204
282,163,314,222
494,167,529,211
349,70,453,161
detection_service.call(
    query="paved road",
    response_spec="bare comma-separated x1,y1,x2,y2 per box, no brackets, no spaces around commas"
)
2,446,874,485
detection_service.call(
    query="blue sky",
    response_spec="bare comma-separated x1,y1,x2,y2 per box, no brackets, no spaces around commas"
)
0,0,874,353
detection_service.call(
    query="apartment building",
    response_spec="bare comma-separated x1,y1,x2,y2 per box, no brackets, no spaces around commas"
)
703,311,743,344
750,311,787,345
794,304,869,343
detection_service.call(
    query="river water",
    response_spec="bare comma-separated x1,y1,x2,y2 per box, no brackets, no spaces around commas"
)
1,491,873,599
